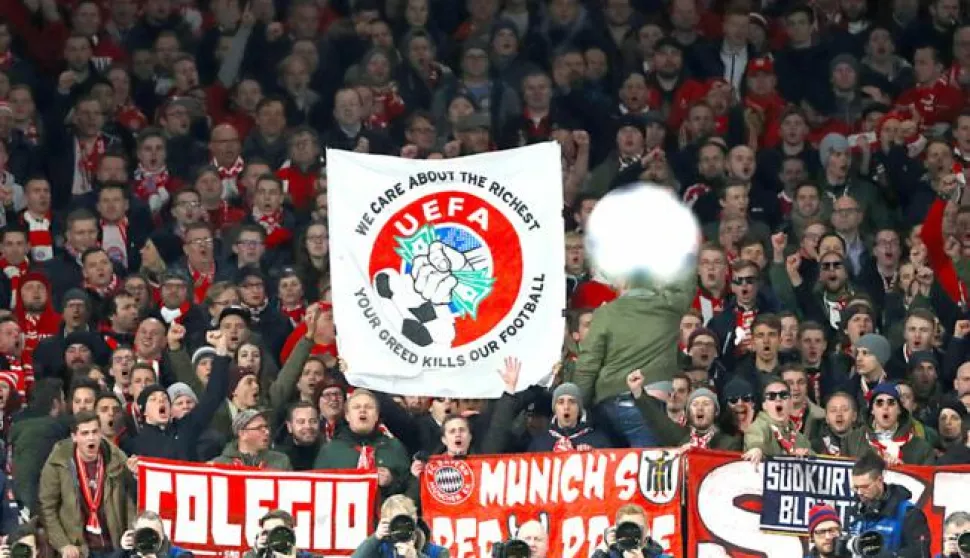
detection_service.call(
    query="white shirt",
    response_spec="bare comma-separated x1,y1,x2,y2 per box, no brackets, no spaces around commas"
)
720,44,748,97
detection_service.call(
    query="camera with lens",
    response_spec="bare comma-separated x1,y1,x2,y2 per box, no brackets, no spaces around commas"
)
8,543,32,558
264,525,296,556
133,527,162,556
949,531,970,558
491,539,530,558
385,515,417,544
610,522,643,552
833,531,883,558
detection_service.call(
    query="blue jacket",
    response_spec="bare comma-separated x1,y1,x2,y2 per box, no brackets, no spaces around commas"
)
847,484,932,558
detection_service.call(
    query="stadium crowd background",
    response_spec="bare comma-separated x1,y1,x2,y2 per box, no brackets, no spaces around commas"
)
2,0,970,555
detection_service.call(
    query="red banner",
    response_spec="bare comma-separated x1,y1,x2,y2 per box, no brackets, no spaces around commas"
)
137,458,378,557
685,449,970,557
421,449,684,558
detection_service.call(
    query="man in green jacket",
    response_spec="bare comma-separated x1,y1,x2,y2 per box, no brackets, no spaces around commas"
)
840,383,935,465
211,409,293,470
38,411,137,558
314,389,410,499
573,269,696,447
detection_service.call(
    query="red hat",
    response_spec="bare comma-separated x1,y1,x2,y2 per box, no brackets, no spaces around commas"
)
570,280,618,309
746,57,774,75
808,504,840,535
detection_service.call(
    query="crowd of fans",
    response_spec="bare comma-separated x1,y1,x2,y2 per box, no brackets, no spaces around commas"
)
0,0,969,554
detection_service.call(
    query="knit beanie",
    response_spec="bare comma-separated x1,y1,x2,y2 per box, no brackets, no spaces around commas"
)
137,384,169,415
552,382,583,410
819,133,849,167
167,382,198,405
868,382,900,406
191,346,217,368
687,388,720,415
855,334,891,366
808,504,840,535
722,377,755,402
227,366,257,397
829,53,860,75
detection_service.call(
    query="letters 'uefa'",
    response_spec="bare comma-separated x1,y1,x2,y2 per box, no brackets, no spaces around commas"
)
326,144,566,397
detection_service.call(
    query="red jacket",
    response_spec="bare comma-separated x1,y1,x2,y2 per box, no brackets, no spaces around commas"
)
897,78,965,129
13,272,60,365
276,159,321,212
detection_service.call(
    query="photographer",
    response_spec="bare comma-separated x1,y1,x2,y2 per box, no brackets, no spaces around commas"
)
806,504,843,558
939,512,970,558
351,496,447,558
245,510,321,558
0,521,40,558
117,511,193,558
592,505,670,558
847,453,931,558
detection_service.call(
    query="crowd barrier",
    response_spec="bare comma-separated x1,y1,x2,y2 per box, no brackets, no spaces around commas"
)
136,449,970,557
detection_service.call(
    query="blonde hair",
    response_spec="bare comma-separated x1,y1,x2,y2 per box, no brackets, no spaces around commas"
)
381,495,417,520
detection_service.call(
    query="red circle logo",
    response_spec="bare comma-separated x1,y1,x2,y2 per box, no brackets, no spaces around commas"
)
425,459,475,505
368,191,523,347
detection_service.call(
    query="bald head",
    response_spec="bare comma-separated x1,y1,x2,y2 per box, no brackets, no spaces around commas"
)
211,124,240,142
517,521,549,558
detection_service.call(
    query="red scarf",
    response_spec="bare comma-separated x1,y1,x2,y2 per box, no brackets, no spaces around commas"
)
189,264,214,304
85,274,121,298
20,311,59,364
160,301,192,325
78,135,106,186
231,457,266,469
691,287,725,324
770,424,799,455
867,430,915,463
356,445,375,469
253,208,292,249
280,302,306,327
22,212,53,262
132,166,172,204
74,447,105,535
322,420,337,442
689,428,716,449
1,354,32,397
215,157,244,198
734,308,756,353
116,103,148,132
548,426,594,452
790,406,806,433
806,369,822,404
523,109,551,140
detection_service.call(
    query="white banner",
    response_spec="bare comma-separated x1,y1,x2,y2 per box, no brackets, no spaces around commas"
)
326,144,565,397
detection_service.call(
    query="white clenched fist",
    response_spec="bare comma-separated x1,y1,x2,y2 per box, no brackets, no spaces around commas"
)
410,241,467,305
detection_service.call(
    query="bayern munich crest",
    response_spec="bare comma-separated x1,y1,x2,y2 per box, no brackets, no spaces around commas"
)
425,459,475,505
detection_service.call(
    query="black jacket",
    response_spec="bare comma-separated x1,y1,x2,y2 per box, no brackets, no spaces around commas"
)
121,355,230,461
278,435,322,471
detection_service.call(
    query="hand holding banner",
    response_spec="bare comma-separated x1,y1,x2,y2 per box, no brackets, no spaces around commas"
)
326,144,566,398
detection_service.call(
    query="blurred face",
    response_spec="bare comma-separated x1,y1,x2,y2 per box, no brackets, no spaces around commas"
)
554,395,581,428
956,365,970,396
904,316,933,351
782,370,808,407
689,396,716,429
97,396,122,435
210,125,242,165
462,48,489,78
184,227,214,265
447,97,475,123
65,37,93,71
72,387,96,414
235,80,263,113
826,394,857,434
219,315,248,350
172,191,202,224
144,390,171,425
442,417,471,455
161,103,190,136
679,314,701,347
20,280,46,313
297,360,325,400
780,317,799,350
83,251,114,286
688,105,714,137
111,295,138,331
130,368,156,400
517,522,549,558
239,415,271,451
319,387,345,421
282,57,310,93
234,231,265,266
72,419,103,461
731,266,758,305
871,394,900,431
171,394,196,419
135,319,166,357
739,243,765,269
752,324,780,361
346,393,379,434
698,248,726,290
616,126,644,157
288,406,320,444
97,187,128,223
939,408,964,441
278,276,303,306
763,381,792,422
256,101,286,137
68,218,99,252
334,90,362,126
160,278,188,309
845,312,874,344
912,361,938,392
819,253,848,292
811,520,842,555
232,374,260,408
173,59,199,92
720,186,749,218
689,333,716,367
619,74,648,111
831,63,857,91
523,74,552,111
237,343,261,375
74,100,104,138
492,28,517,57
405,0,429,26
799,329,827,364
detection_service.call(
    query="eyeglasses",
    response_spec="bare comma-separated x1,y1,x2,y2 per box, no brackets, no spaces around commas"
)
820,261,844,270
732,276,757,286
873,397,897,408
764,390,791,401
814,527,841,537
236,239,263,248
727,395,754,405
241,282,264,289
186,238,213,246
177,201,201,208
242,423,270,432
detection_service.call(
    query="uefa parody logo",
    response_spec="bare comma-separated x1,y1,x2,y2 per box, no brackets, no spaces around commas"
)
425,459,475,505
368,191,524,348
